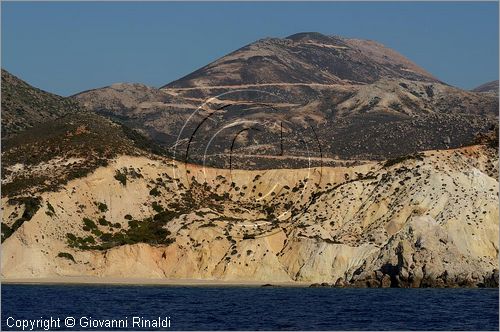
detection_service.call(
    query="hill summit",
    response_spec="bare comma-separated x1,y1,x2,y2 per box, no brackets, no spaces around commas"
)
164,32,438,89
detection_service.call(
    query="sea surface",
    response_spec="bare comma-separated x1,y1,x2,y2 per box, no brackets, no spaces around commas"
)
1,285,498,331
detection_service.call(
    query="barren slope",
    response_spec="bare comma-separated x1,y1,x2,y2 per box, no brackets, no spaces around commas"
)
164,32,439,88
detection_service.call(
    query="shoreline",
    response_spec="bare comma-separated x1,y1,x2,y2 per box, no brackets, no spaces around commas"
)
1,277,312,287
2,277,498,289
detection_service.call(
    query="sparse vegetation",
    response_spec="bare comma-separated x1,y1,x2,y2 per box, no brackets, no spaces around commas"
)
1,89,159,197
1,197,41,242
149,187,160,196
68,205,180,250
83,217,97,231
114,170,127,186
384,153,424,168
95,202,108,212
46,201,55,217
98,217,109,226
57,252,76,263
199,221,216,228
152,201,163,213
2,48,499,288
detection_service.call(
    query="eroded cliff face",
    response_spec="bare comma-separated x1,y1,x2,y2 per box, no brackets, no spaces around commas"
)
1,145,498,287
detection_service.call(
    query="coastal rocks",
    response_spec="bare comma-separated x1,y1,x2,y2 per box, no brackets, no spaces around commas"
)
381,274,392,288
346,267,498,288
334,278,347,287
346,208,499,288
481,269,499,288
309,282,332,288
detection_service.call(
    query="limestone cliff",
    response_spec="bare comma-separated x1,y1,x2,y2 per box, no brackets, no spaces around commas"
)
2,145,498,287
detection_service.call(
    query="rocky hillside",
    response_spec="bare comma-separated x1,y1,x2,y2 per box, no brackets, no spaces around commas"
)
1,69,82,138
472,80,499,95
1,70,166,198
74,33,498,168
2,143,498,287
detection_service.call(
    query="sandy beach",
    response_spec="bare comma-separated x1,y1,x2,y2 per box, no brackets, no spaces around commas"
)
1,277,312,287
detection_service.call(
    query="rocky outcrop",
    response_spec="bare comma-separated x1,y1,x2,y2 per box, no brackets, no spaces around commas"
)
349,222,500,288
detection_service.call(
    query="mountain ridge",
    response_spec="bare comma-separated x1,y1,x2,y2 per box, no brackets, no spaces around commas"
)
472,80,499,94
1,69,82,138
73,32,498,169
163,32,439,89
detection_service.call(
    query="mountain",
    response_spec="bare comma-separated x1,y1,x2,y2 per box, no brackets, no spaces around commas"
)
74,33,498,169
1,70,165,198
1,69,82,138
472,80,499,94
164,32,439,88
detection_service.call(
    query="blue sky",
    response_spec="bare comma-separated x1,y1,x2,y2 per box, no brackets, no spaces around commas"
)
2,2,498,96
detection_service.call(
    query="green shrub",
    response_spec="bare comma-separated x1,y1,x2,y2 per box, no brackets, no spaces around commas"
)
149,187,160,196
1,223,13,243
67,208,178,250
384,153,424,168
3,197,42,241
153,210,178,223
95,202,108,212
83,236,95,244
152,202,164,213
114,170,127,186
83,217,97,230
100,233,113,242
92,229,103,236
66,233,77,241
46,201,55,217
57,252,75,263
98,217,109,226
124,214,133,220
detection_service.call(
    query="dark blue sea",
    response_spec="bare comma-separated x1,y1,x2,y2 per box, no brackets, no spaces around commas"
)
1,285,498,331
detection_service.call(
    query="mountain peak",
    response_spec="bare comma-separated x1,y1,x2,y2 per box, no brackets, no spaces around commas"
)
163,32,439,89
285,32,336,42
472,80,499,94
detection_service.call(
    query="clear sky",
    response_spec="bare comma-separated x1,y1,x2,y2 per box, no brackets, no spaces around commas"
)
2,1,498,96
